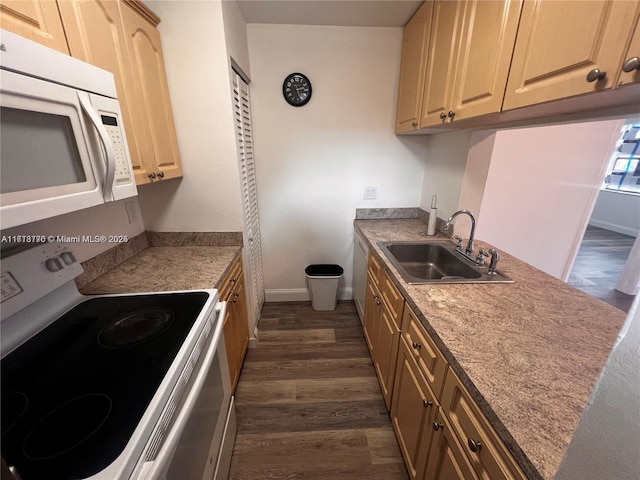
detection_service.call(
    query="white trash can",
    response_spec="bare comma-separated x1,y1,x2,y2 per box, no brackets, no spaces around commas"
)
305,264,344,311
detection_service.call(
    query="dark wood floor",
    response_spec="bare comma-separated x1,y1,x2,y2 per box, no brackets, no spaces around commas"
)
568,225,636,313
228,301,408,480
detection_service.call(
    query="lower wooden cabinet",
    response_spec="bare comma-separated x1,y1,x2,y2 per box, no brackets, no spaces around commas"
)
360,245,527,480
363,253,404,410
440,370,526,480
425,411,479,480
219,255,249,393
363,269,402,409
391,337,440,480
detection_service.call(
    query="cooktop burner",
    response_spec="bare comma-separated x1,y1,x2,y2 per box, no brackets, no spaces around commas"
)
23,393,112,460
1,291,209,480
98,307,174,348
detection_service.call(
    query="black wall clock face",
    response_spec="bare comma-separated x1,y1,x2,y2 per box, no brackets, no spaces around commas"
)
282,73,312,106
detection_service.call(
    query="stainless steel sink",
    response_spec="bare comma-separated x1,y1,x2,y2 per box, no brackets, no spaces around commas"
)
377,241,514,284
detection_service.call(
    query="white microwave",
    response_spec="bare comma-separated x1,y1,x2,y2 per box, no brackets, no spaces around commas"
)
0,29,137,229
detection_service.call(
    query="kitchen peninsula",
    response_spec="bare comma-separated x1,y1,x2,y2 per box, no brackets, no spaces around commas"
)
355,217,626,480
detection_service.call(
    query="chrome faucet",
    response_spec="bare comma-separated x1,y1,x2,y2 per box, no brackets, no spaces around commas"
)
444,210,476,255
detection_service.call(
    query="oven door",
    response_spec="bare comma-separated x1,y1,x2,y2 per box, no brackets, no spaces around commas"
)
133,301,235,480
0,69,135,229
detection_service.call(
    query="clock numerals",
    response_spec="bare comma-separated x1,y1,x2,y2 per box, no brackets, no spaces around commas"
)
282,73,312,107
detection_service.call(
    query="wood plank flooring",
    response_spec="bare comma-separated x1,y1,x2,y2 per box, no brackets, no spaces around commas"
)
568,225,636,313
228,301,408,480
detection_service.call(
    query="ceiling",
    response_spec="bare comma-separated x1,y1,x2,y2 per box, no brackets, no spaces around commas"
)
236,0,423,28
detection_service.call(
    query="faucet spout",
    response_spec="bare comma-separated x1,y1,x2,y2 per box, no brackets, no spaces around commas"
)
444,209,476,255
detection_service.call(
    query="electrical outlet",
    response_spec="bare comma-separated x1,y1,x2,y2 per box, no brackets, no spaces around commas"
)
363,186,377,200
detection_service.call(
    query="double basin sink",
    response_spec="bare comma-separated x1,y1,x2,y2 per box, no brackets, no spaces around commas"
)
378,241,513,284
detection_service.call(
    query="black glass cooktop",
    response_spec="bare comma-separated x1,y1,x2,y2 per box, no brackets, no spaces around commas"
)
1,291,210,480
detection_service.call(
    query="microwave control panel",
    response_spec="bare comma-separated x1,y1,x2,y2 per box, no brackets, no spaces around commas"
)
101,114,132,185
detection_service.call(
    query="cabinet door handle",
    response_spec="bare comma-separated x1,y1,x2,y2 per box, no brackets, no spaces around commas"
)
158,171,165,178
433,421,443,431
412,121,418,127
586,68,606,82
468,438,482,453
447,110,455,119
148,172,157,179
422,399,433,408
412,341,422,350
439,112,447,120
622,56,640,72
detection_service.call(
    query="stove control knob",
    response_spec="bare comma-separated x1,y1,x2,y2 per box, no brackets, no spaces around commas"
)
60,251,77,265
45,257,64,272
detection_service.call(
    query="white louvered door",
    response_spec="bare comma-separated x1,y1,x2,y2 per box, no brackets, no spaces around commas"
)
232,70,264,331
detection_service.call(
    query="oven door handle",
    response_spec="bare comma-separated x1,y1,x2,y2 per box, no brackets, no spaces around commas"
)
77,91,116,202
138,301,228,480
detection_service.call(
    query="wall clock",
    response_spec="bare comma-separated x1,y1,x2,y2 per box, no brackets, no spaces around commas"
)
282,72,312,107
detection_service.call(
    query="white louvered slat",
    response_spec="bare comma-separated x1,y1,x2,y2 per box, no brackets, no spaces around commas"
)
232,71,264,328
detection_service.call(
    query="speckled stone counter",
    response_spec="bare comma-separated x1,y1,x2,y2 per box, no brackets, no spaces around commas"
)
79,246,242,294
354,218,626,480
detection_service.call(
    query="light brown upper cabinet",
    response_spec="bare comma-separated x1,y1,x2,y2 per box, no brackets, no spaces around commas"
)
57,0,150,184
395,1,433,133
618,18,640,87
0,0,69,54
420,0,522,127
120,1,183,184
503,0,640,111
1,0,183,185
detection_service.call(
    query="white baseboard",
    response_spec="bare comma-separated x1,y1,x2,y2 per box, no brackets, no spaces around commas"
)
264,287,353,303
588,219,639,238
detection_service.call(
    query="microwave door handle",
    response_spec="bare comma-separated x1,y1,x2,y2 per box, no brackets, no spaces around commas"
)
77,92,116,202
138,301,228,479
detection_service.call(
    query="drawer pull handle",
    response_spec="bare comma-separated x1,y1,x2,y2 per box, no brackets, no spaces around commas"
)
468,438,482,453
422,399,433,408
412,341,422,350
433,421,443,431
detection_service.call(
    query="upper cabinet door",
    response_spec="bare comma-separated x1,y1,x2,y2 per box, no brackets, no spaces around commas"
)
121,2,183,183
450,0,522,121
503,0,640,111
57,0,152,184
0,0,69,54
618,17,640,87
395,1,433,134
420,0,464,127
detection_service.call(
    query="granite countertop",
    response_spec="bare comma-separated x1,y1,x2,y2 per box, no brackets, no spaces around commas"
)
79,245,242,294
354,218,626,480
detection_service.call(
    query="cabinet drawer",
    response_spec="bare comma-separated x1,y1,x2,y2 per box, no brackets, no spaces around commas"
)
441,370,526,480
367,252,383,287
401,306,448,400
220,256,243,301
380,273,404,327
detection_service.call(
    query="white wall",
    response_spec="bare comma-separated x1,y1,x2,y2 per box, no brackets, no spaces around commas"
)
554,296,640,480
247,24,427,300
589,190,640,237
137,0,244,232
465,119,622,280
2,199,145,262
221,0,251,78
419,130,473,221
